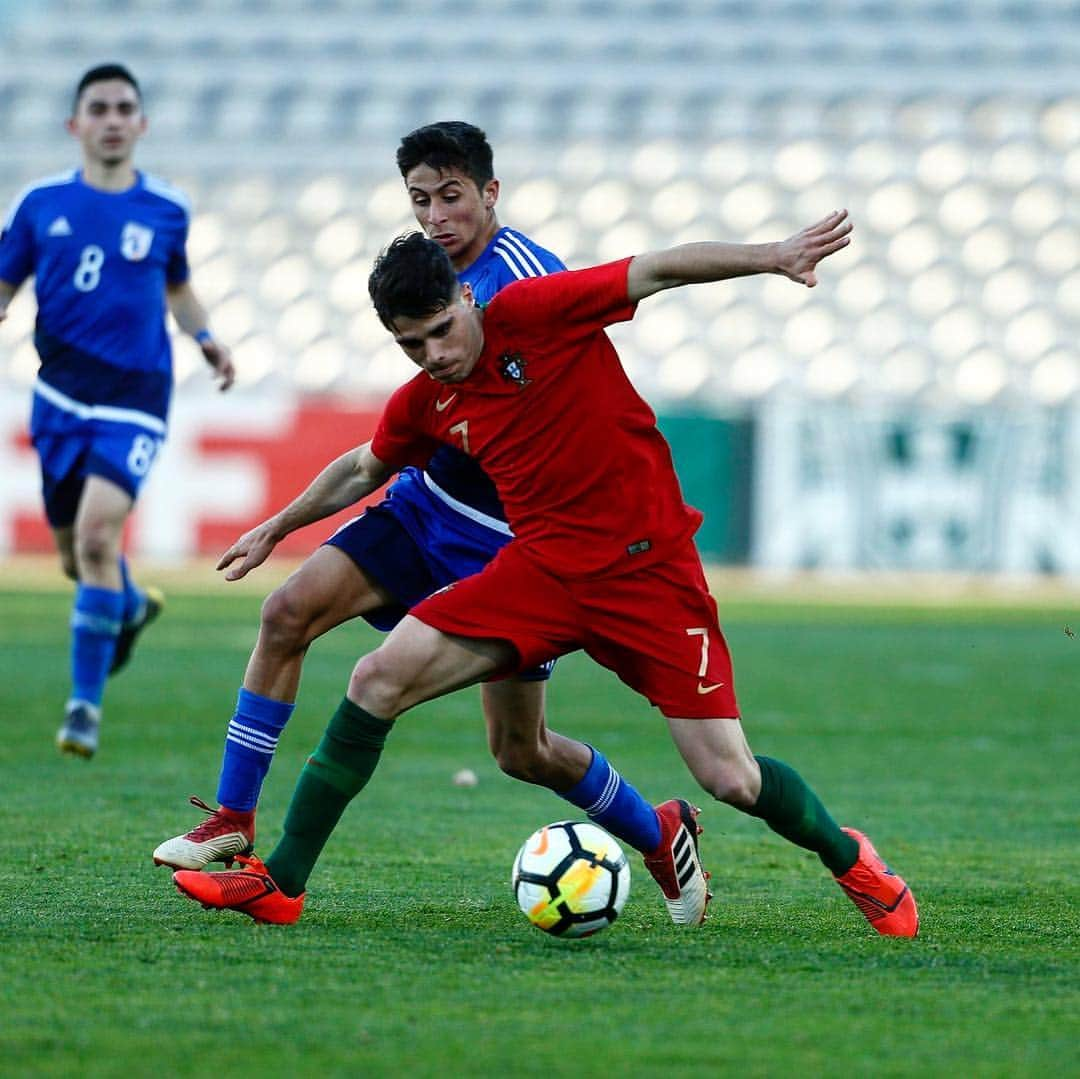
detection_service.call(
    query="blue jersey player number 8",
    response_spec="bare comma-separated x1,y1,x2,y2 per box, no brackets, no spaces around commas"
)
0,64,234,759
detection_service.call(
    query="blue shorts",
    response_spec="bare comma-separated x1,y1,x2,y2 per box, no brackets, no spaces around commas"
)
31,393,164,528
325,467,554,681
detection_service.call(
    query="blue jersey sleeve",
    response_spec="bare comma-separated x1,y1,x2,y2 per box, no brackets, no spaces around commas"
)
165,219,190,285
143,172,191,286
0,191,36,287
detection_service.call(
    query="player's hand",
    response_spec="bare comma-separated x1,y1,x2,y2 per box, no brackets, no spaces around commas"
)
775,209,852,287
216,520,281,581
201,339,236,392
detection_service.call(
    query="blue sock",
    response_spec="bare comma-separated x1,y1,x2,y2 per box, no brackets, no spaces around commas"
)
70,584,124,708
216,688,295,812
118,555,145,624
560,746,661,854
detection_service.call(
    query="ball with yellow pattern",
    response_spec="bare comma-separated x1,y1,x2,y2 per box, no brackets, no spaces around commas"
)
511,820,630,938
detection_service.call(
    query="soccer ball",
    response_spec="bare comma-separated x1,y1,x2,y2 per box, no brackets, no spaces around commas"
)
511,820,630,938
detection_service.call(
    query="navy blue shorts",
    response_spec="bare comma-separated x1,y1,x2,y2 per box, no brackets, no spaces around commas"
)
325,468,553,681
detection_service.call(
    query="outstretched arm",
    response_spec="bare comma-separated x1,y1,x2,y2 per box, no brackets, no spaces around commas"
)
217,441,395,580
166,280,236,391
626,209,852,303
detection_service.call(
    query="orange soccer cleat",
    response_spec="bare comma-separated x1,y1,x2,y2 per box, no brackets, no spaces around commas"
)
834,827,919,937
173,854,304,925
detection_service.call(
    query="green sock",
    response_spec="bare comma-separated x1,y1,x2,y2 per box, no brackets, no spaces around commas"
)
747,756,859,876
265,697,394,897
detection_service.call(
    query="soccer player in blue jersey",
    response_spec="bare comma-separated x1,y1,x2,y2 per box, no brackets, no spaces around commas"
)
155,122,712,927
0,64,234,758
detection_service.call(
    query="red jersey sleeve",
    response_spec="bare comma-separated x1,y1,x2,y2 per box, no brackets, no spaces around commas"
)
487,258,636,337
370,378,442,470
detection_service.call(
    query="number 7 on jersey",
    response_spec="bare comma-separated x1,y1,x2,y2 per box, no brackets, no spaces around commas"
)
449,420,471,454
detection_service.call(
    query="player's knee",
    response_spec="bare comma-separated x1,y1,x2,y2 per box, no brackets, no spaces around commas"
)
74,526,118,572
348,649,408,719
697,761,759,809
492,743,532,782
260,585,315,650
491,736,555,786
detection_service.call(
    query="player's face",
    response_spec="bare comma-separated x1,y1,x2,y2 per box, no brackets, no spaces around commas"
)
390,286,484,384
67,80,146,168
405,164,499,271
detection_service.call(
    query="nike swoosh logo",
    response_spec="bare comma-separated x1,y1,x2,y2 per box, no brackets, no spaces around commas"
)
697,681,725,694
530,827,550,856
435,394,457,411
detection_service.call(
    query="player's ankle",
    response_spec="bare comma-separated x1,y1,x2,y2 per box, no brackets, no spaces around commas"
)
219,805,254,825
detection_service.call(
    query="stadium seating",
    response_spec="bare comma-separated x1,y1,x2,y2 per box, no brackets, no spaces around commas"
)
1,0,1077,408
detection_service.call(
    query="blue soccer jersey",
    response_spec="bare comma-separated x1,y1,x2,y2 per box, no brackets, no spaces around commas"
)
0,169,190,425
459,226,566,303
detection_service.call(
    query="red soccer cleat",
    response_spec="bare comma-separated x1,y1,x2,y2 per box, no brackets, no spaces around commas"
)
642,799,713,926
153,795,254,870
173,854,304,925
834,827,919,937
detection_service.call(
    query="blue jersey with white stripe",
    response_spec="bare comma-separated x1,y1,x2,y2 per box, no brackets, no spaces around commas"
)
421,227,565,519
0,169,190,424
458,225,565,301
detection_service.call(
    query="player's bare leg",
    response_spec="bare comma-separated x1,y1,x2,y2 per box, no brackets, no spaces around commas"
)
155,545,397,869
667,716,918,936
243,545,396,702
482,679,590,790
56,476,132,757
349,615,510,716
72,475,130,589
665,715,761,808
52,524,78,582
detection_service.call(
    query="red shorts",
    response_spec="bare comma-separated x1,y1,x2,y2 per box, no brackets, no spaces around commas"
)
410,540,739,719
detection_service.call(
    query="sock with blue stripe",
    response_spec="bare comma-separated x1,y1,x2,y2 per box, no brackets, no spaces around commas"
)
216,688,295,812
559,746,661,854
70,584,124,708
117,555,145,625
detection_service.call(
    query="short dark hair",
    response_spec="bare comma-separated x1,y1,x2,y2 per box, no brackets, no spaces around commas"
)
73,63,141,113
396,121,494,191
369,232,460,330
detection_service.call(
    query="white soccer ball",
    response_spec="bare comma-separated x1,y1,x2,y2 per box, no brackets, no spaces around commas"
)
511,820,631,938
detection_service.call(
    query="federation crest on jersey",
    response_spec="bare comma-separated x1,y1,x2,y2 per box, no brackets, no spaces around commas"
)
120,222,154,261
499,351,531,388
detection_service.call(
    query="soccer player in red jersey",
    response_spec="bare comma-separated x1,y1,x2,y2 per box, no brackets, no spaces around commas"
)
173,211,919,937
157,124,710,928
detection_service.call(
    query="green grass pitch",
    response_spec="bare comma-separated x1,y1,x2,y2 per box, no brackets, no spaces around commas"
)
1,577,1077,1077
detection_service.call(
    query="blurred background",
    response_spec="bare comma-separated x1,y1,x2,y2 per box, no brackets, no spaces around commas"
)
1,0,1078,575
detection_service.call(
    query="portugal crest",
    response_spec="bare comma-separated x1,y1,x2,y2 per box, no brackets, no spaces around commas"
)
499,351,531,388
120,222,154,261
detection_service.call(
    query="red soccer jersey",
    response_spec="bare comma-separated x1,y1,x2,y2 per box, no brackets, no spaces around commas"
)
371,258,703,577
